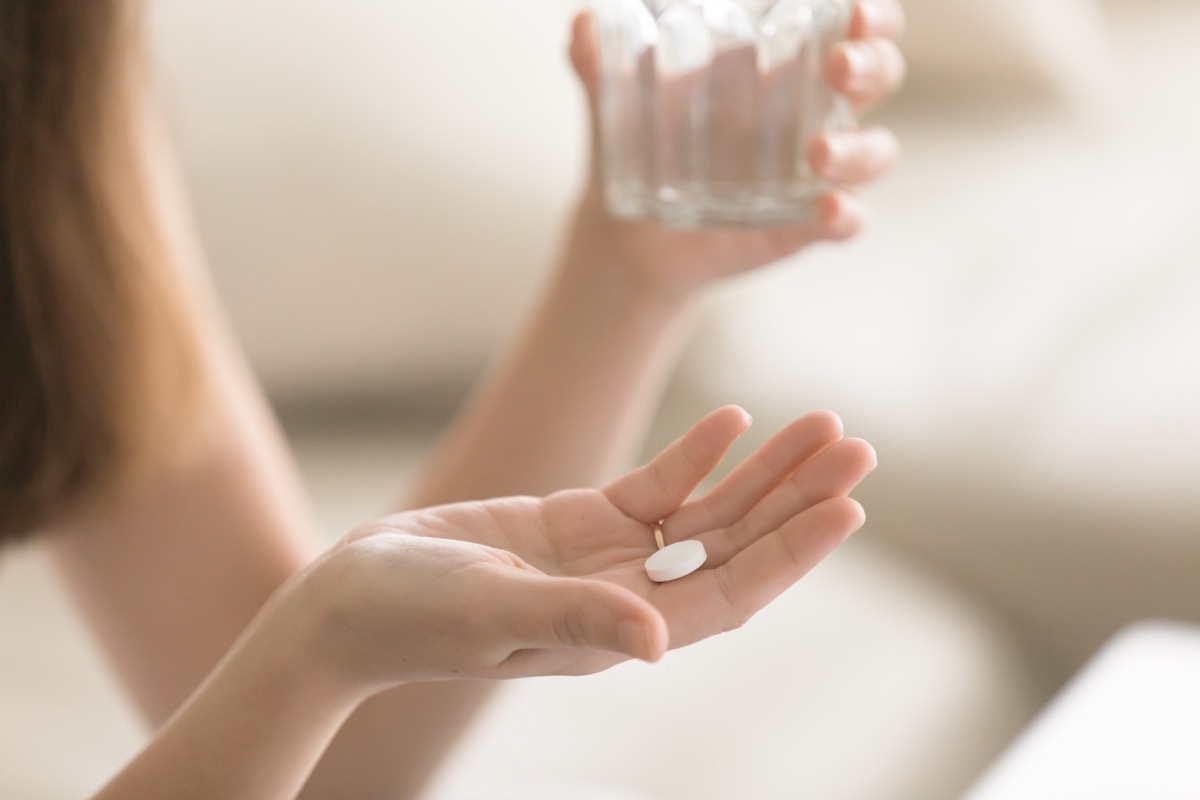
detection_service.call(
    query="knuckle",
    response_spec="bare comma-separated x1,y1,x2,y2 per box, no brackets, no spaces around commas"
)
554,601,590,647
714,568,751,632
647,459,673,504
724,519,748,552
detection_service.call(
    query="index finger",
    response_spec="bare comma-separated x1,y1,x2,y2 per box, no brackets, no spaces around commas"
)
849,0,906,40
662,410,843,540
603,405,752,525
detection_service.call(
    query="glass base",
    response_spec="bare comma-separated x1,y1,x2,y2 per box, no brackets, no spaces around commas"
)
605,184,823,229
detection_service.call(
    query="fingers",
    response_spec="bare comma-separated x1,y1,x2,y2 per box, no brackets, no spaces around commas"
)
808,127,900,185
849,0,906,41
710,496,865,633
604,405,752,525
833,1,907,112
659,497,865,648
697,436,877,567
662,410,844,542
569,10,603,172
821,190,868,240
497,573,668,663
828,38,907,109
747,190,866,253
569,10,600,96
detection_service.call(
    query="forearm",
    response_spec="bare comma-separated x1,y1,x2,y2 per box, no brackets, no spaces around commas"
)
295,680,491,800
93,593,360,800
411,208,698,506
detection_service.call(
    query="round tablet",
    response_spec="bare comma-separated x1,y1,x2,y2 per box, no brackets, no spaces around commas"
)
644,539,707,583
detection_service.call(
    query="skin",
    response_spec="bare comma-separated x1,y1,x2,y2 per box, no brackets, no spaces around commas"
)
91,406,874,800
564,5,906,303
44,2,905,798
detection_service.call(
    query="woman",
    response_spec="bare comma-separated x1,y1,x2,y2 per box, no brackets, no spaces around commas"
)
0,1,905,797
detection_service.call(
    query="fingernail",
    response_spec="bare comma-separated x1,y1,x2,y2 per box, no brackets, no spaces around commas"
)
618,620,650,661
852,500,867,531
857,0,882,33
863,441,879,471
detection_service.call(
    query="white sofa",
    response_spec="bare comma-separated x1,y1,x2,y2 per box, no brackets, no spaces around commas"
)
2,1,1197,797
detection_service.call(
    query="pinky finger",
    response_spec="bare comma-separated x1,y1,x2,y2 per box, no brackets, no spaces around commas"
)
812,190,868,242
604,405,752,525
849,0,906,41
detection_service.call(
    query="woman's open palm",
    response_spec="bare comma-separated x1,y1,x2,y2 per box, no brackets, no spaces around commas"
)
330,406,874,684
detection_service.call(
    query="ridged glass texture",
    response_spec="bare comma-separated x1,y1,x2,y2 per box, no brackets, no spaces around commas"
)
592,0,852,227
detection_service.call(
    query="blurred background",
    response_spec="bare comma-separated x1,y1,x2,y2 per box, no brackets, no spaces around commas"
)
1,0,1198,798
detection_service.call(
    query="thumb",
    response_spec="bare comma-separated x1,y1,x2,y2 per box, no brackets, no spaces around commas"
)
500,574,667,663
568,11,603,177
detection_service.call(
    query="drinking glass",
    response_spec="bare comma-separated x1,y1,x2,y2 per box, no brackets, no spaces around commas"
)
590,0,854,227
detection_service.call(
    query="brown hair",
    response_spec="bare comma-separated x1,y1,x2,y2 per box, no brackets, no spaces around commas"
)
1,0,201,542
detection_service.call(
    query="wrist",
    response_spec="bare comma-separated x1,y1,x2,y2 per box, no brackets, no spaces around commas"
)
93,578,368,800
559,196,697,317
257,559,383,709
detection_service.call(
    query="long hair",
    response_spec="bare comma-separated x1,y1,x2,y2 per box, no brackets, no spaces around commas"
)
1,0,201,542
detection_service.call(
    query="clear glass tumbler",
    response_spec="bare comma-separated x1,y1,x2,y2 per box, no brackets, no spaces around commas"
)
590,0,853,228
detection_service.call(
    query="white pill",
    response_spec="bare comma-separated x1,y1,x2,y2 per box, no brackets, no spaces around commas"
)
645,539,707,583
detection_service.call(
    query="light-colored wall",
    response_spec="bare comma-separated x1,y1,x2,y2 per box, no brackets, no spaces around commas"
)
150,0,587,400
149,0,1115,403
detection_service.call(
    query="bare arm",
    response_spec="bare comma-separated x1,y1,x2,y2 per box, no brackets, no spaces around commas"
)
46,5,904,800
82,406,873,800
44,57,689,800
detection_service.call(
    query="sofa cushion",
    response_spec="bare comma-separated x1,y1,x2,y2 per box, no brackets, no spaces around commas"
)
149,0,587,400
898,0,1113,105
